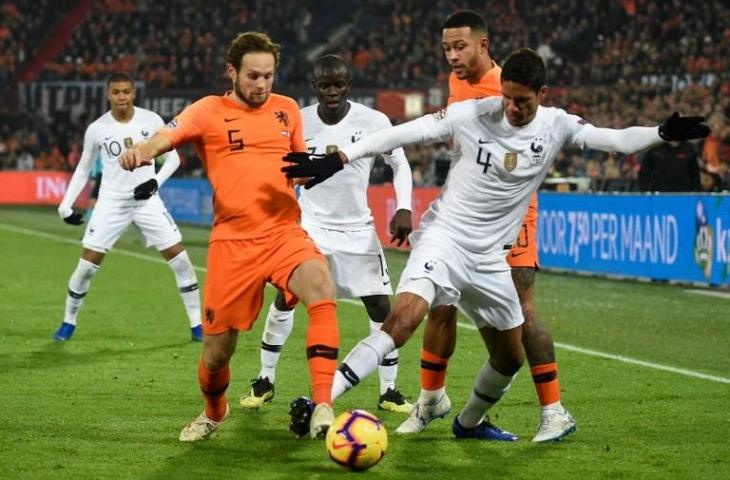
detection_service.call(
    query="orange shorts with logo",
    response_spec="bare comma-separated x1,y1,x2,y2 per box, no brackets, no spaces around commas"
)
202,225,325,335
508,194,539,269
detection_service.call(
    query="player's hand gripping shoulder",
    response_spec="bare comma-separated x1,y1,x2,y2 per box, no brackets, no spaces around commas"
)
658,112,711,141
119,142,154,171
281,151,344,189
133,179,158,200
389,209,412,247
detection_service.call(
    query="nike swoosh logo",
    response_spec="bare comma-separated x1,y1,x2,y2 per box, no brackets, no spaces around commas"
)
331,442,351,450
478,138,493,144
510,251,525,257
104,136,113,140
224,117,239,122
383,280,391,286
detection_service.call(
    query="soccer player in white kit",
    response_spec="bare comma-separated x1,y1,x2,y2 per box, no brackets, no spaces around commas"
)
240,55,415,415
53,72,203,342
283,48,710,440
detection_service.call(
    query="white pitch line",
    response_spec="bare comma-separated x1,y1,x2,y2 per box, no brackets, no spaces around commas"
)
684,289,730,300
3,221,729,385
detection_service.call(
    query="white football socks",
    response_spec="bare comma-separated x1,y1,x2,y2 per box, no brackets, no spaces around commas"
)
167,251,201,328
458,361,516,428
332,329,395,400
63,258,100,325
370,319,398,394
258,302,295,383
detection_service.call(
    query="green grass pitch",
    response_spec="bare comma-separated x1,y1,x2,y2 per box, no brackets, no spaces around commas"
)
1,206,728,479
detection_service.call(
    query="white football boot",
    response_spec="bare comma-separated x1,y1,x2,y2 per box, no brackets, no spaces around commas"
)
310,403,335,439
531,406,576,442
179,405,230,442
395,393,451,434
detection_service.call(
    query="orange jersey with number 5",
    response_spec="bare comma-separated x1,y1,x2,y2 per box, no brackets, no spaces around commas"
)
159,93,306,240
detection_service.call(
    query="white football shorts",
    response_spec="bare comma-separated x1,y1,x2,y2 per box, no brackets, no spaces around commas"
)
397,228,524,331
301,220,392,298
82,194,182,253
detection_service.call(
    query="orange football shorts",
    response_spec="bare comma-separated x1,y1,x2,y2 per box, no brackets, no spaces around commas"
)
202,224,325,335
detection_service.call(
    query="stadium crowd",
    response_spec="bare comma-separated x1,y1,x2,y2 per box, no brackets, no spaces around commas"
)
1,0,728,190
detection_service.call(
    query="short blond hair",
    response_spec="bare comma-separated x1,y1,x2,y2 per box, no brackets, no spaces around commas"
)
226,31,281,71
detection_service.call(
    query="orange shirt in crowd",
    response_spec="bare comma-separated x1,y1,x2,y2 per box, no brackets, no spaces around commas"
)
159,93,306,241
447,63,538,226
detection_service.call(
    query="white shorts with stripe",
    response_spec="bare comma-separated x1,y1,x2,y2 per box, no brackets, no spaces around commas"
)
301,219,392,299
82,194,182,253
396,228,524,331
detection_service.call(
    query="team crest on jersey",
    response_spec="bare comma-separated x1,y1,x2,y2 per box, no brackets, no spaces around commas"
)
123,137,134,149
141,129,149,138
351,131,362,143
504,152,518,172
275,110,290,127
326,145,339,154
432,108,448,121
529,137,545,166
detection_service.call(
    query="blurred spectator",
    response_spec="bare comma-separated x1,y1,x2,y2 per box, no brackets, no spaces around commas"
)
638,141,701,192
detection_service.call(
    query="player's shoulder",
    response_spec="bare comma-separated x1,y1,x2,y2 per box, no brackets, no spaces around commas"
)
349,101,391,125
133,106,165,123
86,111,112,134
536,106,588,135
269,93,300,111
450,96,501,118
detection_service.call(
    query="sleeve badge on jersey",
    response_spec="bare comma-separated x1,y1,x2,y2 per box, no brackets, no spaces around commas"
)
166,118,179,129
504,152,518,172
432,108,448,121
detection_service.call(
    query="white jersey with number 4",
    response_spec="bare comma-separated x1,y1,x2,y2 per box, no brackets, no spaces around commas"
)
298,101,411,230
342,96,662,254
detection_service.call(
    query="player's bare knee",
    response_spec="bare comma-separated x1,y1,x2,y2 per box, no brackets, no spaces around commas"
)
382,306,420,348
491,350,524,376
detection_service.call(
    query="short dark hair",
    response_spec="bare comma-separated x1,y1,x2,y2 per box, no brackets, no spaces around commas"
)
227,31,281,71
501,48,547,92
106,72,134,87
312,54,351,80
443,10,488,36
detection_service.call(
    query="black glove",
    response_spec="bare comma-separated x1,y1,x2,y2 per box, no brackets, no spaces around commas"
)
281,151,344,189
134,178,158,200
63,212,85,225
658,112,710,141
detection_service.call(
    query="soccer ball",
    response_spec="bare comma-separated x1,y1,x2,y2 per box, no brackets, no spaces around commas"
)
325,409,388,470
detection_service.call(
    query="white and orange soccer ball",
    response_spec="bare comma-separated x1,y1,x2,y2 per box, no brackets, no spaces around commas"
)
325,410,388,471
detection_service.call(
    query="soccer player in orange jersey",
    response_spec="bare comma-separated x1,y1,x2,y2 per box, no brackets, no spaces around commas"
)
400,10,575,442
119,32,339,441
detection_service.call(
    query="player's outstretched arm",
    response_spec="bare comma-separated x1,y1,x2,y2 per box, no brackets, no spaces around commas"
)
119,133,173,171
578,112,710,154
282,111,453,188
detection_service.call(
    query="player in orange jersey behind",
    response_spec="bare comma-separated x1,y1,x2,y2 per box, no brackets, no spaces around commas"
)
398,10,575,443
119,32,339,441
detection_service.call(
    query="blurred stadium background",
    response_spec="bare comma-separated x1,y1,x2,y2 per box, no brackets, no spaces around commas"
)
1,1,729,479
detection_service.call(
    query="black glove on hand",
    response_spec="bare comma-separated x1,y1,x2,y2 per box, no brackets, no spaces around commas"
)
281,152,344,189
134,178,158,200
63,212,85,225
658,112,711,141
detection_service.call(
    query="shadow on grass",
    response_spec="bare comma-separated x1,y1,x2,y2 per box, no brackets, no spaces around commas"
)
0,340,192,372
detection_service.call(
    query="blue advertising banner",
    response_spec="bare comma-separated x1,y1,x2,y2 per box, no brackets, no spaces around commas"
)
158,179,213,226
537,193,730,286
